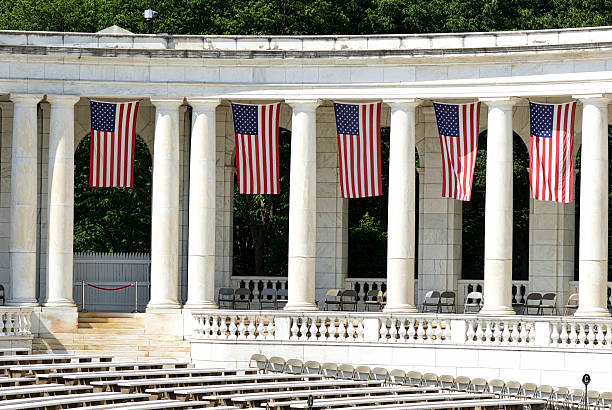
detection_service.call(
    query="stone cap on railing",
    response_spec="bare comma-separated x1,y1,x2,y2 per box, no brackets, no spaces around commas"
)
1,26,612,57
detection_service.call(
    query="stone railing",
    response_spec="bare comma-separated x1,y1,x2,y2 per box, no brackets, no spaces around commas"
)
0,307,33,336
344,278,387,302
457,280,529,306
229,276,288,300
191,310,612,350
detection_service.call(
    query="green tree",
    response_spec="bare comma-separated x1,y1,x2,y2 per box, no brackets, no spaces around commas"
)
73,134,152,253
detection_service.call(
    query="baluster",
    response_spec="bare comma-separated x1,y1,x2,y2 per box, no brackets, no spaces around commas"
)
406,319,416,343
484,321,493,345
605,324,612,348
337,318,347,341
247,316,256,340
568,323,578,346
527,322,535,346
256,317,265,340
379,318,388,342
508,322,518,346
389,319,398,343
356,319,365,342
519,322,528,346
290,318,300,341
397,319,407,342
596,324,605,348
299,318,309,341
493,321,503,346
587,323,597,348
578,323,587,347
309,318,318,341
426,321,435,343
227,316,237,340
211,316,220,338
416,320,425,343
433,320,442,343
201,315,211,337
266,317,275,340
550,322,559,347
347,319,356,341
559,323,569,347
475,322,484,345
327,317,337,341
466,321,475,345
6,313,14,335
237,316,247,340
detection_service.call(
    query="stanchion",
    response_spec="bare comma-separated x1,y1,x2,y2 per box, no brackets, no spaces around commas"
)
81,280,87,312
134,281,139,313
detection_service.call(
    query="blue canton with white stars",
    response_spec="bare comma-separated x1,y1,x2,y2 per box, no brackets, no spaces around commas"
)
232,103,258,134
90,101,116,132
334,103,360,135
433,103,460,137
530,102,554,138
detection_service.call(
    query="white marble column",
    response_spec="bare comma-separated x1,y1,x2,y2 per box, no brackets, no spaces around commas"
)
284,99,320,311
7,94,42,306
147,98,183,311
575,95,610,317
384,99,420,313
45,95,80,307
480,97,517,316
184,99,220,309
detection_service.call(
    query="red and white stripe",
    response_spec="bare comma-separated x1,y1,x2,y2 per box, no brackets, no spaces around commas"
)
530,102,576,203
337,102,382,198
235,103,280,194
439,102,481,201
90,101,139,188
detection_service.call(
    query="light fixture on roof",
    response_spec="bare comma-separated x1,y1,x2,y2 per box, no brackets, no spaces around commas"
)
144,9,158,34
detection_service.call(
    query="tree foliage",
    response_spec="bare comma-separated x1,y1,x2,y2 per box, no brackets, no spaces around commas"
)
73,134,152,253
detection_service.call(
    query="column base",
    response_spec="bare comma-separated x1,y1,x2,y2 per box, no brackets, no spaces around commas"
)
43,298,76,308
146,302,182,313
183,301,219,310
574,307,611,318
383,304,418,313
479,305,516,316
6,298,39,307
283,302,318,311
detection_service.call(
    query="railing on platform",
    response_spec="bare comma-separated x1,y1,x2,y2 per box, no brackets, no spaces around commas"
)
74,281,150,313
458,280,529,306
0,307,33,336
191,310,612,350
229,276,288,301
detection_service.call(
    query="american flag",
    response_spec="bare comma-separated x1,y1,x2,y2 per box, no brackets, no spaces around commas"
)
231,103,280,194
433,102,481,201
529,101,576,203
90,100,140,188
333,102,382,198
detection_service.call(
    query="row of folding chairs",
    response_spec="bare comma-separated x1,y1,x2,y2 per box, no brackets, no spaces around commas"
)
218,287,288,310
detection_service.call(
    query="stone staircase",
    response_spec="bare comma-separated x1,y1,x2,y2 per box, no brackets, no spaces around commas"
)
32,312,191,361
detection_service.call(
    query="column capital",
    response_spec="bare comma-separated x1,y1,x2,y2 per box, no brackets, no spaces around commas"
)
150,97,184,110
187,98,220,111
9,93,43,105
46,94,80,106
285,98,321,110
573,93,611,105
479,96,519,108
383,98,422,108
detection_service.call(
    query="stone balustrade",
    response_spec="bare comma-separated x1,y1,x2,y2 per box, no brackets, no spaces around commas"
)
191,310,612,351
0,307,33,336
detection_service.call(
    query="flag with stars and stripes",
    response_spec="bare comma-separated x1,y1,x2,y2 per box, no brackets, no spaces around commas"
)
529,101,577,203
231,102,281,194
89,100,140,188
333,102,382,198
433,102,481,201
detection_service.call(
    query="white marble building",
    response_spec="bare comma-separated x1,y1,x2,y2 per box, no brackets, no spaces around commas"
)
0,25,612,387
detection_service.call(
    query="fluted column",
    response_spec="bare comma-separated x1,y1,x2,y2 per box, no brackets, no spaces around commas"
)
284,99,320,311
383,99,420,313
147,98,183,311
575,95,610,317
45,95,80,307
480,97,517,316
184,99,220,309
7,94,42,306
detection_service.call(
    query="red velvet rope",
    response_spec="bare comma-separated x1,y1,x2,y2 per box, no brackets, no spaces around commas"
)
86,283,133,291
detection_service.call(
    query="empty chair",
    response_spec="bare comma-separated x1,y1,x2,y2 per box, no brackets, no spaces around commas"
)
364,290,383,311
321,362,338,378
324,289,341,311
406,370,422,386
285,358,303,374
568,388,585,407
303,360,321,375
421,372,438,387
455,376,471,391
266,356,286,373
554,386,570,403
372,367,389,382
276,288,289,309
470,378,488,393
389,369,406,384
438,375,455,390
463,292,483,313
521,382,537,398
234,287,252,309
523,292,542,315
355,365,372,380
259,288,277,310
488,379,505,394
586,389,600,405
421,291,441,313
249,353,267,373
338,364,355,379
564,293,579,315
599,391,612,406
438,291,456,313
539,293,558,315
340,290,358,311
217,287,235,309
504,380,522,396
536,384,554,400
